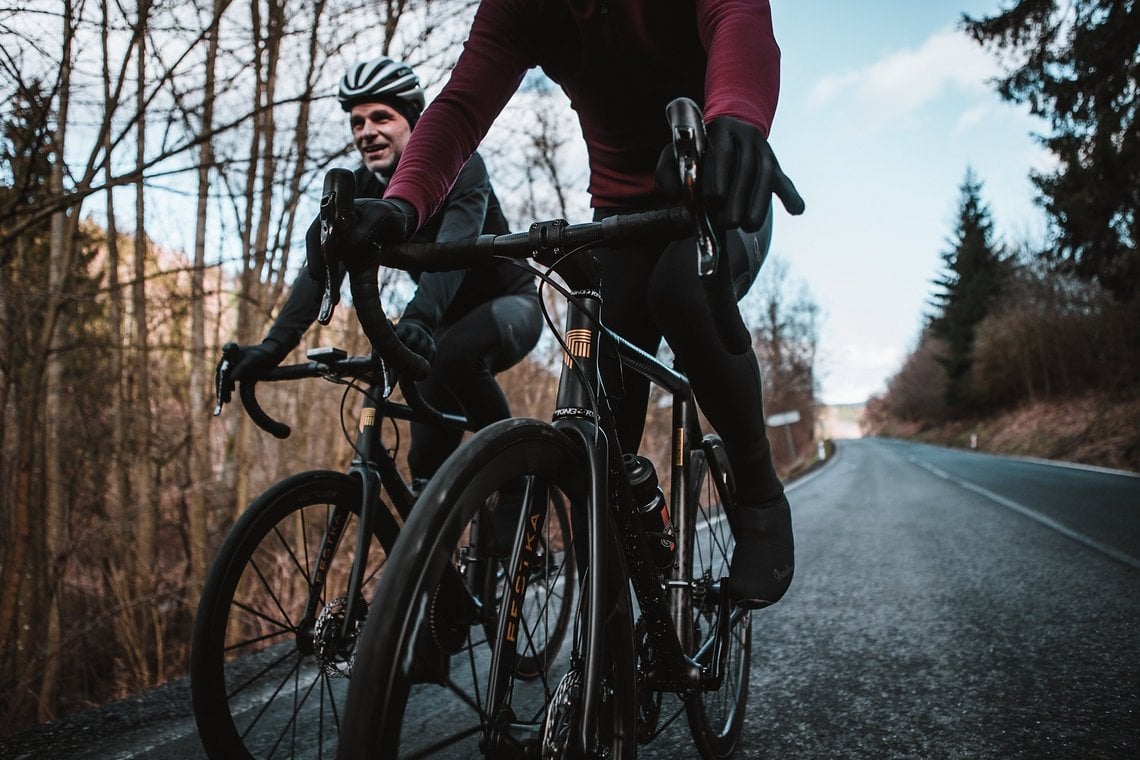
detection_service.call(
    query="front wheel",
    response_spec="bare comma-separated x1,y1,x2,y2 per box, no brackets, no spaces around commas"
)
337,418,632,759
191,471,391,760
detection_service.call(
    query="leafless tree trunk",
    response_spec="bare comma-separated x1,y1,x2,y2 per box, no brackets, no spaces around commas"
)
187,0,232,601
101,0,130,567
751,259,821,469
129,0,157,686
14,0,80,723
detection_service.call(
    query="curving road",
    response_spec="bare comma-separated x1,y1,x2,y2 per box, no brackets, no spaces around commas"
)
3,437,1137,758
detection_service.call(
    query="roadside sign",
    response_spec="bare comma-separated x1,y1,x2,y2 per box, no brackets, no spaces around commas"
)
766,410,801,427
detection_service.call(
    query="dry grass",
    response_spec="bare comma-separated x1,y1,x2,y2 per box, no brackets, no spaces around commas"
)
911,391,1140,473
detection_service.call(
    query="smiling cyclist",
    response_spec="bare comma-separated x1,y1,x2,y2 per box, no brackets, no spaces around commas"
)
225,55,543,495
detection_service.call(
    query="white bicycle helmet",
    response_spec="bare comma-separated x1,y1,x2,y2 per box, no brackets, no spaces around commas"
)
338,56,426,118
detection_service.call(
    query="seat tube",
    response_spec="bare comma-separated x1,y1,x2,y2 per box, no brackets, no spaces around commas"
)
670,396,695,650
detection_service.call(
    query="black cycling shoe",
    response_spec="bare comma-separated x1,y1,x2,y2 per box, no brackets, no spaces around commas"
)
725,495,794,609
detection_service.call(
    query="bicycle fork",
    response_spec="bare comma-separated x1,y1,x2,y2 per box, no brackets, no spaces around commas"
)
549,280,701,754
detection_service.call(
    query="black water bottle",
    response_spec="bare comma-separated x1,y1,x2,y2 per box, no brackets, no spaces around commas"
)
623,453,676,571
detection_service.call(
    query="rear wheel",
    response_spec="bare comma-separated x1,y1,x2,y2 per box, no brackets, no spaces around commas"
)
684,440,752,758
339,418,628,759
191,471,390,760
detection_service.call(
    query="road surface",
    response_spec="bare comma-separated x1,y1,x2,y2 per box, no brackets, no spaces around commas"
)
3,437,1137,758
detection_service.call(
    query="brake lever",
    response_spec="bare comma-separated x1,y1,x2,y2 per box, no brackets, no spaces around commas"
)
213,342,242,416
667,99,721,279
318,193,342,325
317,169,358,325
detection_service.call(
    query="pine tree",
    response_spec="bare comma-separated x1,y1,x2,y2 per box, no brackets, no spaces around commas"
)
963,0,1140,301
929,169,1008,412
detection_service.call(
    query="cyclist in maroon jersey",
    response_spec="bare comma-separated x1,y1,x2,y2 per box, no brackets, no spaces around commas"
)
309,0,801,608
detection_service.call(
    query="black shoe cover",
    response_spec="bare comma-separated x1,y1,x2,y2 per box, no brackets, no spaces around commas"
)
726,495,794,609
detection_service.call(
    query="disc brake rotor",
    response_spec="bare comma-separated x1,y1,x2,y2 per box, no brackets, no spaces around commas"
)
541,668,582,759
312,593,366,678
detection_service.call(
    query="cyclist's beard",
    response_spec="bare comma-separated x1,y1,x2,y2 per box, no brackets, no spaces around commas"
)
360,144,401,183
371,168,392,188
377,149,400,181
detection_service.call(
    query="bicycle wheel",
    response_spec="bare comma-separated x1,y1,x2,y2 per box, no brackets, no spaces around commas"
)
684,440,752,758
338,418,634,759
192,471,391,760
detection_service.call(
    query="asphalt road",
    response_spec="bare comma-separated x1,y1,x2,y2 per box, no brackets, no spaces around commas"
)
3,437,1137,759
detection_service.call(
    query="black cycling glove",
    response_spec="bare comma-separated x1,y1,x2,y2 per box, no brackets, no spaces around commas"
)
654,143,684,202
306,197,418,285
704,116,781,233
228,338,289,382
393,318,436,363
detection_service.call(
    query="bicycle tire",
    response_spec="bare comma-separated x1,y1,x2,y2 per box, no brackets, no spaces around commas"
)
683,444,752,758
191,471,391,760
337,418,636,759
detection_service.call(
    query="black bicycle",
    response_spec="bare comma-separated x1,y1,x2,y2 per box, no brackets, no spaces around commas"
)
190,187,575,759
333,98,804,759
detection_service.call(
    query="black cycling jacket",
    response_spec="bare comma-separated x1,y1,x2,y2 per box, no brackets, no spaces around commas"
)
268,152,535,351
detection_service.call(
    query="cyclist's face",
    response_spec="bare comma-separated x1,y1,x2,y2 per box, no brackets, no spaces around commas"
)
349,102,411,177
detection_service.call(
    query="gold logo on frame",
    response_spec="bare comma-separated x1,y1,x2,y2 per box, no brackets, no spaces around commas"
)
359,408,376,432
564,329,592,367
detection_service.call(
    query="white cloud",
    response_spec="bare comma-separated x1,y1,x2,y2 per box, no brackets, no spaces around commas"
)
954,103,991,134
809,28,1000,124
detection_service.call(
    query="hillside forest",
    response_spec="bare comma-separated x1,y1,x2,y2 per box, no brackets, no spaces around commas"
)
863,0,1140,471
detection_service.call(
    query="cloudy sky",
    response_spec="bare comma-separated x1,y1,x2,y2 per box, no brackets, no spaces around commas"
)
763,0,1055,404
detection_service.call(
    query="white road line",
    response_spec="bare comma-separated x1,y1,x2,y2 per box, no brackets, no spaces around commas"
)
911,458,1140,572
1003,454,1140,479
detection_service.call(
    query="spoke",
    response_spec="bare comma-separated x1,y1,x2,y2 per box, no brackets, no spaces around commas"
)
323,665,344,748
299,504,322,605
249,555,301,632
265,659,324,758
461,626,484,717
444,673,487,718
226,646,300,701
226,598,296,648
363,552,387,586
237,654,305,741
402,723,484,759
271,517,317,588
318,669,326,760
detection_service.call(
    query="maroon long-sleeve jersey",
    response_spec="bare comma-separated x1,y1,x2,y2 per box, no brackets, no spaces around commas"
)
387,0,780,225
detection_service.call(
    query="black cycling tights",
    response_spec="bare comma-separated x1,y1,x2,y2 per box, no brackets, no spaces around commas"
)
595,217,784,507
408,293,543,481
